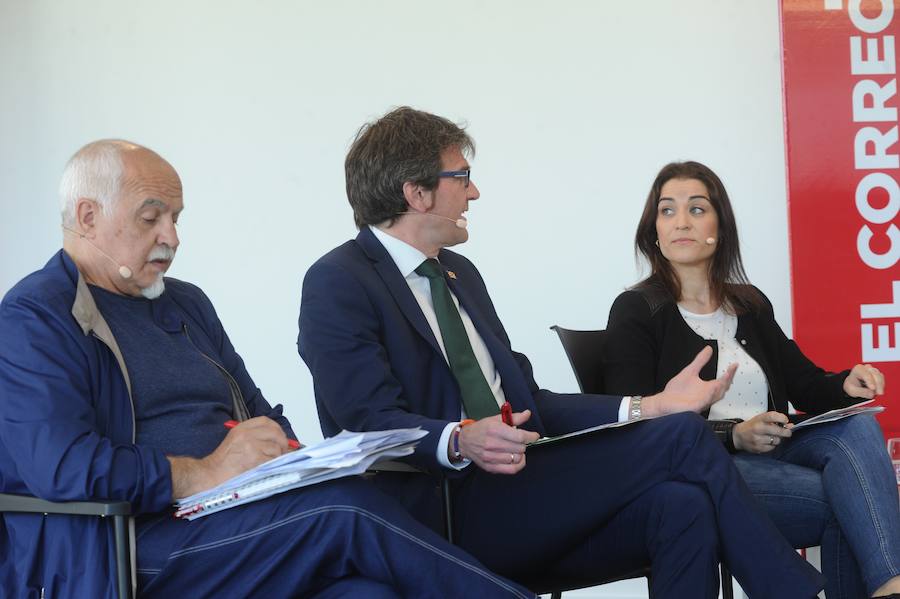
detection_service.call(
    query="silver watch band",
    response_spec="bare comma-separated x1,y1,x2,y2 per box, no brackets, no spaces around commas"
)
628,395,643,420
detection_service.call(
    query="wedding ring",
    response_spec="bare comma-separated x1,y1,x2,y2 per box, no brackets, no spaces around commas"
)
509,453,515,464
769,435,776,446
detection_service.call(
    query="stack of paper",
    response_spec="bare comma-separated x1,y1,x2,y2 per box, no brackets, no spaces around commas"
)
174,428,427,520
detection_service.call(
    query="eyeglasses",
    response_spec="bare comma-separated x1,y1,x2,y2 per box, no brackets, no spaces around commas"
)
438,169,471,188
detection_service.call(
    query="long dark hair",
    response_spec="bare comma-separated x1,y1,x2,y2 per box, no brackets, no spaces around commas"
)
634,161,762,313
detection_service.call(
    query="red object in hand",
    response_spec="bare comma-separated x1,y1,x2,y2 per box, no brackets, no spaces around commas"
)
223,420,301,449
500,402,513,426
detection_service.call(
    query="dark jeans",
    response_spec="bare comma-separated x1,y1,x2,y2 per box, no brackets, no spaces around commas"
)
734,414,900,598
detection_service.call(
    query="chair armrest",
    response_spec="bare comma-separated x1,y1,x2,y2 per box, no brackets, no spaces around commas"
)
0,492,134,599
0,492,131,517
366,460,423,475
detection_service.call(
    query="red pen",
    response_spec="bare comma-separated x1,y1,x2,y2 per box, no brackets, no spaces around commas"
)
501,401,513,426
224,420,301,449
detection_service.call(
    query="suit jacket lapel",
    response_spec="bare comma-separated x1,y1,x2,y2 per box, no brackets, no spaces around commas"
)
442,262,538,412
355,228,443,355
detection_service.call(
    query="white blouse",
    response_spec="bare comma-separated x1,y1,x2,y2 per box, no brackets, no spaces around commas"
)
678,306,769,421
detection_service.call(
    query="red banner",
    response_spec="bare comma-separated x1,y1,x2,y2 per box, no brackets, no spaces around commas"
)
782,0,899,438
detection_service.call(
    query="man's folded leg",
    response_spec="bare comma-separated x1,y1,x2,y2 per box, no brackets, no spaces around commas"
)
136,477,534,599
304,576,401,599
653,413,828,598
527,481,720,599
451,412,824,599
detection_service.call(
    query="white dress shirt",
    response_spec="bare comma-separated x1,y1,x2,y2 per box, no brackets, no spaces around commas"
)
369,226,630,468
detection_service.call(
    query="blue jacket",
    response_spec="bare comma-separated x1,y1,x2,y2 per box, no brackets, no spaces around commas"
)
298,228,621,525
0,250,290,598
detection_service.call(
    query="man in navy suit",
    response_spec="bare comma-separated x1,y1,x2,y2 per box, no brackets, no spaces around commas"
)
298,107,825,598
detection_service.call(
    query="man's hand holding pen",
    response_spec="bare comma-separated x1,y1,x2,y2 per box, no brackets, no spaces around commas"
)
170,416,298,499
454,407,540,474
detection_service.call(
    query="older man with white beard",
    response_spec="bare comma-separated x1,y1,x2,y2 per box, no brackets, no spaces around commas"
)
59,141,179,299
0,140,535,599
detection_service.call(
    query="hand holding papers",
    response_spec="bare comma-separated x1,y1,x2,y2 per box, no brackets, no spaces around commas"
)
790,399,885,430
527,399,886,449
174,428,427,520
529,415,654,447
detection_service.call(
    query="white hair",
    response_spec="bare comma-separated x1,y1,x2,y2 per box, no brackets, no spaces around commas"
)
141,274,166,299
59,139,139,226
139,245,176,299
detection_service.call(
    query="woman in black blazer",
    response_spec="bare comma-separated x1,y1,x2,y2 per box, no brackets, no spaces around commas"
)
603,161,900,599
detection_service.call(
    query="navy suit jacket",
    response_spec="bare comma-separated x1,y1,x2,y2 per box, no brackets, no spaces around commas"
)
299,227,622,470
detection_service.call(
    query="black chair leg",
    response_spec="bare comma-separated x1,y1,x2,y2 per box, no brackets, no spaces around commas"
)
113,514,132,599
441,477,454,545
721,563,733,599
550,593,562,599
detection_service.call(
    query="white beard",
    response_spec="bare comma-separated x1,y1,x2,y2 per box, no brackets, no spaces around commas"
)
140,273,166,299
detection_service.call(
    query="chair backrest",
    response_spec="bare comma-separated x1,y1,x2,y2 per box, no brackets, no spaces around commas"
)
549,326,607,394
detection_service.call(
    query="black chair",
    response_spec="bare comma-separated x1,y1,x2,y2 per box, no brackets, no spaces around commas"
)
549,326,608,394
0,492,133,599
364,461,456,542
550,324,736,599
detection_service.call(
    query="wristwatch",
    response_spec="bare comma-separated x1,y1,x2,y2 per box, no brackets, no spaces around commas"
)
628,396,643,420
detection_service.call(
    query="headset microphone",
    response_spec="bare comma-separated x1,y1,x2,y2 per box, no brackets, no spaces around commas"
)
706,237,716,245
400,212,467,229
62,226,133,279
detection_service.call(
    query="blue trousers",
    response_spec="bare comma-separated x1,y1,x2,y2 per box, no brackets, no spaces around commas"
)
450,412,825,599
733,414,900,598
135,477,534,598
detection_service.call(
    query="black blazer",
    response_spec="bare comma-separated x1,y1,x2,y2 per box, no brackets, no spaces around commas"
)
602,279,853,449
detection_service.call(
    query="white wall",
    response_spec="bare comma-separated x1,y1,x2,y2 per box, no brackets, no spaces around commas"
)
0,3,789,594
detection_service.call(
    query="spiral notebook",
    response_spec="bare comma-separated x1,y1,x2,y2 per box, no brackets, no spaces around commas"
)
174,428,427,520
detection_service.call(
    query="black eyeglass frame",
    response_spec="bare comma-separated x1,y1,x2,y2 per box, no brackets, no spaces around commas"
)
437,169,471,188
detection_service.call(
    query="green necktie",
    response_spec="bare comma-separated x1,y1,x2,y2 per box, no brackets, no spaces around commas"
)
415,258,500,420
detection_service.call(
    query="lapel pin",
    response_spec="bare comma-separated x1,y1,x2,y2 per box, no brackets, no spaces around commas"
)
447,271,457,279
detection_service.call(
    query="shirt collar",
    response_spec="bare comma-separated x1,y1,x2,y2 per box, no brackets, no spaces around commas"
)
369,225,431,278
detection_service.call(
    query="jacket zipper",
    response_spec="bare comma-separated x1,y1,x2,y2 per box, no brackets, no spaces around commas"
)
181,324,250,421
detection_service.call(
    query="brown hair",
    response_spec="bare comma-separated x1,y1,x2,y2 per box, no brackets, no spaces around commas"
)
634,161,762,313
345,107,474,228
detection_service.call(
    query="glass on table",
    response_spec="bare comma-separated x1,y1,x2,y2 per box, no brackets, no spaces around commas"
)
888,437,900,486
